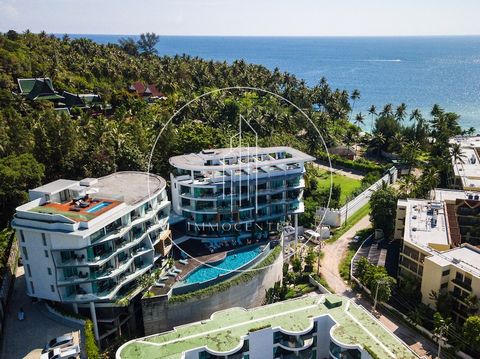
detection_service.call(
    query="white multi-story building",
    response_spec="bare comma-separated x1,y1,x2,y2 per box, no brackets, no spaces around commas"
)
395,189,480,323
12,171,172,343
450,136,480,191
117,294,418,359
169,146,314,242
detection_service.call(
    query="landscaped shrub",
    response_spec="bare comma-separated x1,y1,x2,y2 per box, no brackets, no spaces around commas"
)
85,319,100,359
316,151,388,173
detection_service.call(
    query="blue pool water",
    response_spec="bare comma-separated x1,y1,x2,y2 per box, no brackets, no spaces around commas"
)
181,245,262,284
86,201,112,213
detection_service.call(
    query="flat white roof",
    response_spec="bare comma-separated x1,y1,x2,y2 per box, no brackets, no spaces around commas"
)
429,245,480,278
401,198,450,248
29,179,78,197
450,136,480,190
432,188,469,202
169,146,315,171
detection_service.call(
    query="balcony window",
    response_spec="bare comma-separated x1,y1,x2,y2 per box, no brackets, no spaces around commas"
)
105,218,122,235
90,228,105,243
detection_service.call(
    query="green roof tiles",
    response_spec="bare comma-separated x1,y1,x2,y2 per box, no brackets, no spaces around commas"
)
117,294,418,359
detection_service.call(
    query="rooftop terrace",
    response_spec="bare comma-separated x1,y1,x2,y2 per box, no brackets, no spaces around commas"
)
24,172,165,223
117,294,417,359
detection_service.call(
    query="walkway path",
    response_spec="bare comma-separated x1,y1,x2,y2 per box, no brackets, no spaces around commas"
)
319,214,438,358
1,266,82,359
319,215,370,295
313,161,364,180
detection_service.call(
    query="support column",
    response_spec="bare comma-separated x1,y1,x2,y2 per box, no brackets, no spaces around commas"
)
72,302,78,314
294,213,298,244
89,301,100,343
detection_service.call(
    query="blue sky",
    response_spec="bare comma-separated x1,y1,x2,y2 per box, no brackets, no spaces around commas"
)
1,0,480,36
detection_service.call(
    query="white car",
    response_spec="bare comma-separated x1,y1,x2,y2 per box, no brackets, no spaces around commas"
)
42,334,74,353
40,345,80,359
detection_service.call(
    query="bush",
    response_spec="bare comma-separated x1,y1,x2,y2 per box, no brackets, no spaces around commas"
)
316,151,387,173
85,319,100,359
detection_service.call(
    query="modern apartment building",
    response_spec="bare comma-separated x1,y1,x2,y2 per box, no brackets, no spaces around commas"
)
169,146,314,241
394,189,480,323
12,172,172,344
450,136,480,191
117,294,418,359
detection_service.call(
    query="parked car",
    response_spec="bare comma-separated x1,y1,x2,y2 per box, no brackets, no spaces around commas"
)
42,334,74,353
353,235,362,243
40,345,80,359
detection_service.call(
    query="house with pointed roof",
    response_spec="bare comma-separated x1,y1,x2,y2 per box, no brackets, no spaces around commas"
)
17,78,64,102
62,91,110,111
128,81,166,101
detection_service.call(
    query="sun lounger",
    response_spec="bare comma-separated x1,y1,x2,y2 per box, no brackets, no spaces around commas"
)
179,259,188,265
154,282,165,288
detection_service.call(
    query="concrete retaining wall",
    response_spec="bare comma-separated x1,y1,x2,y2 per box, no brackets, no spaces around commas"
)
141,251,283,335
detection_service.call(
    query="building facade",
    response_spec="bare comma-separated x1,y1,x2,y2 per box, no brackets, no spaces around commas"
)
169,146,314,242
117,294,418,359
12,172,172,344
394,189,480,323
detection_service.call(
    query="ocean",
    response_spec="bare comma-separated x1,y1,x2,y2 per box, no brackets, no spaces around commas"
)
70,34,480,130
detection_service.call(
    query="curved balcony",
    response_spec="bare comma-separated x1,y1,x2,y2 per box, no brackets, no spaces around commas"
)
278,336,314,351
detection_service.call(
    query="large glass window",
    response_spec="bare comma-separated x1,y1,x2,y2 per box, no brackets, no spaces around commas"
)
329,341,361,359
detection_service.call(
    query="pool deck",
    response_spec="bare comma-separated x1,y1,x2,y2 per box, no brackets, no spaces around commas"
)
29,197,122,222
150,251,228,296
117,294,418,359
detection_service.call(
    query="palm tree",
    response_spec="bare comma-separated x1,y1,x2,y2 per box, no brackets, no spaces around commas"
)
349,89,360,121
379,103,393,118
450,143,466,165
419,166,440,196
368,105,377,132
370,132,385,157
353,112,365,128
395,103,407,122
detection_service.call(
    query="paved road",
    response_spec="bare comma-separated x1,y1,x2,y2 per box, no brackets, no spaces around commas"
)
1,266,82,359
320,215,438,358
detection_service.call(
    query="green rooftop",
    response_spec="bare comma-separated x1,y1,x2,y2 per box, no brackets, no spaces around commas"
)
117,294,418,359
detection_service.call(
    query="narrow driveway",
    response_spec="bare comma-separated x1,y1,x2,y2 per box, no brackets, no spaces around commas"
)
1,266,82,359
313,161,364,180
320,214,438,358
320,215,371,295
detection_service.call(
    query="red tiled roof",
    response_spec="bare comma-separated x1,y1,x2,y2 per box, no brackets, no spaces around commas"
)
129,81,165,98
146,84,165,98
446,202,462,247
129,81,146,95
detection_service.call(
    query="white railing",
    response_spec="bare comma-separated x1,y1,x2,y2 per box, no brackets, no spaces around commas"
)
317,166,397,227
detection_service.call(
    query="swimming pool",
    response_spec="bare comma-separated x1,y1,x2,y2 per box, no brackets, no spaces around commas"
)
86,201,112,213
181,245,263,285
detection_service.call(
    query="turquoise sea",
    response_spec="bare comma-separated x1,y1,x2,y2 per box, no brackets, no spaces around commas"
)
70,34,480,130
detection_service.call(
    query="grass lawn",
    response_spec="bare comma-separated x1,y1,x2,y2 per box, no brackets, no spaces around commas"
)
315,171,362,205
